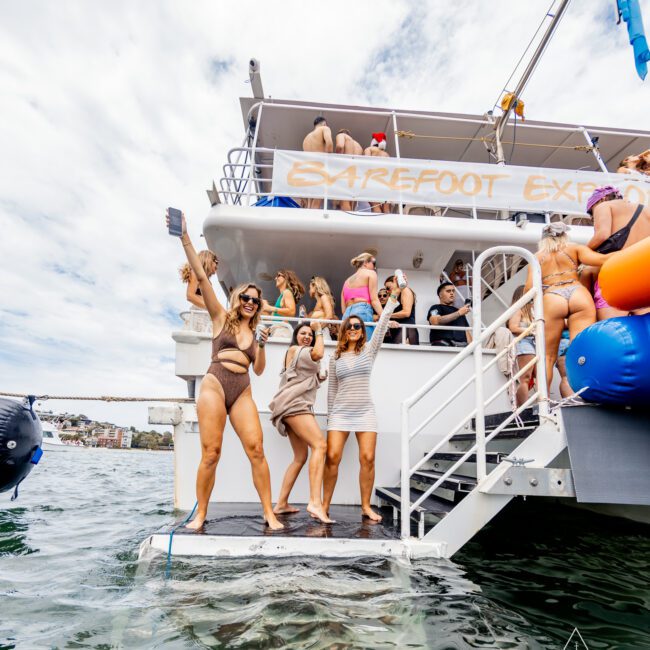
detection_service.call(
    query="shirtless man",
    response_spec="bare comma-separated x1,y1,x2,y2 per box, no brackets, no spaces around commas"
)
363,132,391,213
302,116,333,209
586,185,650,319
335,129,363,211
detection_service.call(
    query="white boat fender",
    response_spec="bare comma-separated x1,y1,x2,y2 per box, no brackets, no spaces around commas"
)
0,396,43,499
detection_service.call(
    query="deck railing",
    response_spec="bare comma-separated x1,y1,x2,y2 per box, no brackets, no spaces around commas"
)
399,246,548,539
214,145,596,223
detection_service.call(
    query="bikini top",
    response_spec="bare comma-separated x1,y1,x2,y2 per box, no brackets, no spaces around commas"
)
211,326,257,368
540,250,578,285
342,283,371,303
596,204,644,254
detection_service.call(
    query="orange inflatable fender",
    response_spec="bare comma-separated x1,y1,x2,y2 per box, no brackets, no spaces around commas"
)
599,237,650,311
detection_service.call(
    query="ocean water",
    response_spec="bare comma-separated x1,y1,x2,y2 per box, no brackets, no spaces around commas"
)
1,449,649,649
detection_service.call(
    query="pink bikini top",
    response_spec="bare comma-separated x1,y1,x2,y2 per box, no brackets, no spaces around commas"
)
342,283,371,303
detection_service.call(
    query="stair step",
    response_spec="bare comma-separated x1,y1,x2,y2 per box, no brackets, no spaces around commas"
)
412,470,476,493
472,407,539,430
450,425,536,442
375,486,455,519
428,451,504,464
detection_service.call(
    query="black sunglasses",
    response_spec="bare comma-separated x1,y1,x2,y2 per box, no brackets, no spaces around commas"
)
349,323,363,331
378,291,389,297
240,293,261,307
369,258,377,267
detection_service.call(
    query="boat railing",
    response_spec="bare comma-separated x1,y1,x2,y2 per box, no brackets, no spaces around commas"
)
399,246,548,539
215,145,597,222
179,310,473,343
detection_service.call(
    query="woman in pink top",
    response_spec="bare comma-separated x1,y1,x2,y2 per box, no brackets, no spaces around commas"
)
340,252,383,338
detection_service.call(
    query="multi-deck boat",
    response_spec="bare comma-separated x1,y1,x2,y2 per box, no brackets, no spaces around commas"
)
140,54,650,563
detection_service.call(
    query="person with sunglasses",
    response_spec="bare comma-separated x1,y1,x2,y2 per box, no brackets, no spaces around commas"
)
167,210,283,531
340,252,383,339
261,269,305,338
269,321,333,524
323,275,406,522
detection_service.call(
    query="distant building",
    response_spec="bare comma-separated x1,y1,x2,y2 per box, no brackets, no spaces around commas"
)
96,427,132,449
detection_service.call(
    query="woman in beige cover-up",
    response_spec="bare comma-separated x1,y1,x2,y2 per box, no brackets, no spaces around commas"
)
269,321,333,524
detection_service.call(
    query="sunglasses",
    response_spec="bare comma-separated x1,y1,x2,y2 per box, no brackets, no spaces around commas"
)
348,323,363,331
378,291,389,297
369,259,377,267
240,293,261,307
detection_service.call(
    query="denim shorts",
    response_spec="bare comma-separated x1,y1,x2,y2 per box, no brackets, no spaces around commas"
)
516,335,536,356
558,336,570,357
342,302,375,339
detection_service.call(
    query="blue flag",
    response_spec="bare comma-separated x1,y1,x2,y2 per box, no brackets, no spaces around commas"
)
618,0,650,80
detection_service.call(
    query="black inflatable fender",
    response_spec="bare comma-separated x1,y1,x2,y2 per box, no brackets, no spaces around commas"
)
0,397,43,494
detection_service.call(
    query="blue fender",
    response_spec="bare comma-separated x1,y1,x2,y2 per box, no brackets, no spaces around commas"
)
566,314,650,405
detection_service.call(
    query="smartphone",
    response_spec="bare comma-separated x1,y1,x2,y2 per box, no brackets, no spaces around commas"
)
464,298,472,307
168,207,183,237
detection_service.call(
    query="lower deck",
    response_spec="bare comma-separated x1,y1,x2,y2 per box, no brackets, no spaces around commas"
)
141,503,445,559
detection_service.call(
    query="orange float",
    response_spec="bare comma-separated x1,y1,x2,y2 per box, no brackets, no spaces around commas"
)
599,236,650,311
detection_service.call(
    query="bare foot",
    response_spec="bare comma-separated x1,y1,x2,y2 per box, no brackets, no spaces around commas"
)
265,513,285,530
307,503,335,524
361,507,382,522
273,504,300,514
185,515,206,530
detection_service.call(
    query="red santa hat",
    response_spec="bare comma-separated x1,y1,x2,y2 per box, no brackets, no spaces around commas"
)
370,132,387,150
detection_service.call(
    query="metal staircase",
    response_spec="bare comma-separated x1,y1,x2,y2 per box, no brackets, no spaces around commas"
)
376,408,541,538
374,246,576,558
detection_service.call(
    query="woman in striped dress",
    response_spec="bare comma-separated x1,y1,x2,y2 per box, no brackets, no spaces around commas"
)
322,279,404,521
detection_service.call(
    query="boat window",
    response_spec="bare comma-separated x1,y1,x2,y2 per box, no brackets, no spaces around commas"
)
43,431,53,438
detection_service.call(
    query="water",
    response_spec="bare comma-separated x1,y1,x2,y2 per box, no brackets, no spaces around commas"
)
1,450,648,649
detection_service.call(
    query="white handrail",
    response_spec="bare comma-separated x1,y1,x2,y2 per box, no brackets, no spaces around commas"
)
399,246,546,539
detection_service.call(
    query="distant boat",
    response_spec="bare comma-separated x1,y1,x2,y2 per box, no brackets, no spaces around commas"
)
41,422,83,452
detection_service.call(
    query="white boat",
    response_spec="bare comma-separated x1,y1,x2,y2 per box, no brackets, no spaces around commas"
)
40,422,79,452
142,31,650,562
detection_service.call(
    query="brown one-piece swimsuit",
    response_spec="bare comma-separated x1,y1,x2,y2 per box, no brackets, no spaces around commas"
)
206,326,257,412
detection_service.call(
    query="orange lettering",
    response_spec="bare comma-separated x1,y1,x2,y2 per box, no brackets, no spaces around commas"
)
481,174,509,198
523,175,550,201
623,185,646,204
435,171,459,195
361,168,390,189
576,182,598,204
459,173,482,196
329,166,360,188
413,169,440,193
389,168,416,191
550,179,575,201
287,161,329,188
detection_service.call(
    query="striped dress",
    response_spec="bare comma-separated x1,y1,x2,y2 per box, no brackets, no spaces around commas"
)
327,299,397,433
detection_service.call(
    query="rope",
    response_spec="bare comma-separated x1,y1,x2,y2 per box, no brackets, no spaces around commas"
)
394,130,594,152
0,391,194,403
165,501,198,579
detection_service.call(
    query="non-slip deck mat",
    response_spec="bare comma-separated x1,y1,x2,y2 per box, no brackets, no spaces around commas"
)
169,503,401,540
562,405,650,505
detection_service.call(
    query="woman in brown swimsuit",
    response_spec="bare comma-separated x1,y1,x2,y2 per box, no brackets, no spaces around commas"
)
168,210,283,531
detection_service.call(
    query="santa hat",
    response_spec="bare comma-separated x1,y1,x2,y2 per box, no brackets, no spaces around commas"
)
370,132,387,150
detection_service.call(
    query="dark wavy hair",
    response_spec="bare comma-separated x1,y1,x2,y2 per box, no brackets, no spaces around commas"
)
291,321,315,348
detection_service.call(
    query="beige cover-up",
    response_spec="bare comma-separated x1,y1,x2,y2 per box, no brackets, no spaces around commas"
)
269,346,326,437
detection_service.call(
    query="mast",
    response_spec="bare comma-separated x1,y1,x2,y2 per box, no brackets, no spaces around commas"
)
494,0,572,165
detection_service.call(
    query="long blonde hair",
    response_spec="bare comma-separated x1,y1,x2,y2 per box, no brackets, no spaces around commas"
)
350,252,374,268
224,282,263,334
310,276,335,304
179,250,218,283
511,285,534,323
335,315,366,359
278,269,305,301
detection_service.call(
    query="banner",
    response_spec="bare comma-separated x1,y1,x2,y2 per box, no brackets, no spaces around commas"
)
271,150,650,215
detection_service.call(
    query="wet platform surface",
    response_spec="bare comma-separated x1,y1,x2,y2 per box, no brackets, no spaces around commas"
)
168,503,400,540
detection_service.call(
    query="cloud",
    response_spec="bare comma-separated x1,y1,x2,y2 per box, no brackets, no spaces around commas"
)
0,0,647,429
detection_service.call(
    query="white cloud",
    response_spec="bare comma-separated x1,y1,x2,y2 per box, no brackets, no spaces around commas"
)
0,0,648,428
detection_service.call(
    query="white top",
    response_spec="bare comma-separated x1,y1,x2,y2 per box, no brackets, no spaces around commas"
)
327,299,396,433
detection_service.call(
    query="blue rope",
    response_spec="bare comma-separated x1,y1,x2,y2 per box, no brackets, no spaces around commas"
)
164,501,198,579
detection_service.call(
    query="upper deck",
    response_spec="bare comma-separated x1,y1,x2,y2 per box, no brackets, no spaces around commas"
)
205,97,650,297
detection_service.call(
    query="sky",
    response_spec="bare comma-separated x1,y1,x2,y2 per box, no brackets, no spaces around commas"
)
0,0,648,430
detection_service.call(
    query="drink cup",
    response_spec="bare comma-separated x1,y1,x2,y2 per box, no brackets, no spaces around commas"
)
395,269,407,289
